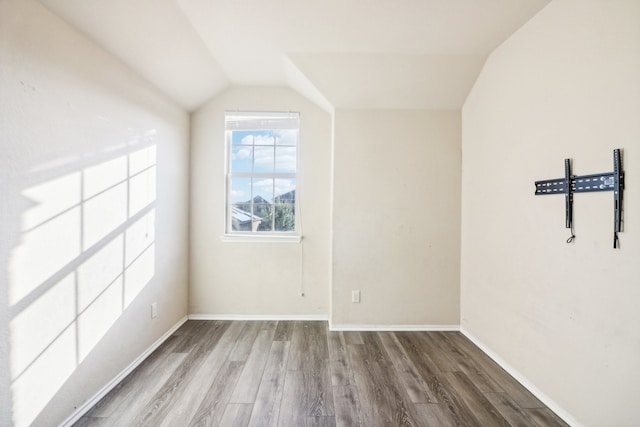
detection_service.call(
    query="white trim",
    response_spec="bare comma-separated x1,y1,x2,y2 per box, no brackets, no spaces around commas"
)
220,234,302,243
60,316,188,427
188,313,329,321
329,323,460,332
460,326,583,427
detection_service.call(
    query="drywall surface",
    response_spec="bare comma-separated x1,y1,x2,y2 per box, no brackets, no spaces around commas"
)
0,1,189,425
461,1,640,425
190,86,332,316
332,109,461,327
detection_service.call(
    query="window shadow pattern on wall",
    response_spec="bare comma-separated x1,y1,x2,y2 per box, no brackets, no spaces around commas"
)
8,142,157,427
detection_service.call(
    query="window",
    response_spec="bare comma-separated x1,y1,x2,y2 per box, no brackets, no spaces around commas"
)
225,111,299,238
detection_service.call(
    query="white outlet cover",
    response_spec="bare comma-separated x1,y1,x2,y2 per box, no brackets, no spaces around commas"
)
351,290,360,303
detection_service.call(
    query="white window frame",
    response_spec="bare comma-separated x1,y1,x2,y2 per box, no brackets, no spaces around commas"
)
222,111,301,243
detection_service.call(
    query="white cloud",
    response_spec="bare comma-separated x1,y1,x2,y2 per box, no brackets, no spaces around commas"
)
275,130,297,146
254,179,272,189
253,147,274,169
254,134,277,145
232,147,251,160
275,147,296,172
274,179,295,197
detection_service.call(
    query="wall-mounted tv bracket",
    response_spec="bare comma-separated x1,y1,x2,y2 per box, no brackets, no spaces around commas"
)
534,149,624,248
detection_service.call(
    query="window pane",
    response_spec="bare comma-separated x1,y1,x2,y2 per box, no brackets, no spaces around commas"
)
225,112,299,236
274,203,295,231
275,147,296,173
253,132,277,146
253,178,273,203
232,130,255,145
255,204,274,232
231,204,259,231
230,178,251,204
274,179,295,203
254,146,274,173
275,129,298,146
231,146,253,173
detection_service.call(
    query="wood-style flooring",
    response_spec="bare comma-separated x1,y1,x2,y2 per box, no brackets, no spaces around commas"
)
74,321,569,426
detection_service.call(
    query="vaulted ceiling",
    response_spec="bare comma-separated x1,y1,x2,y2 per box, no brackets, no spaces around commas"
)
37,0,551,111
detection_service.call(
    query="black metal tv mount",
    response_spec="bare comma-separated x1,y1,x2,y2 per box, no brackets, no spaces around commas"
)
534,149,624,248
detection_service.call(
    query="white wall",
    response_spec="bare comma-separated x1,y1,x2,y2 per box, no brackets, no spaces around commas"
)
0,1,190,425
190,86,332,316
332,109,461,327
461,1,640,425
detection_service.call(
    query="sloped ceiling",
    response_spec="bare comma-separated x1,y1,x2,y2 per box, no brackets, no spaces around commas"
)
37,0,550,111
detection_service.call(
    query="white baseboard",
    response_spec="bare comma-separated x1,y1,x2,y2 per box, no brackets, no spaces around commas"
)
329,323,460,332
60,315,188,427
188,313,329,321
460,326,583,427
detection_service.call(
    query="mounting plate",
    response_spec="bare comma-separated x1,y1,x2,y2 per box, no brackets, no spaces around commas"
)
534,149,624,248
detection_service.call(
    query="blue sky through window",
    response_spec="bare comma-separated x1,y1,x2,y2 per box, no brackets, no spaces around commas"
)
229,129,297,204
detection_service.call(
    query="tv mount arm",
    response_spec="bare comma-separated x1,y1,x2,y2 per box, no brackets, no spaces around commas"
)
534,149,624,248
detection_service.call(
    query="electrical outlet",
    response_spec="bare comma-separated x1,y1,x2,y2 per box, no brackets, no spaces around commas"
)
351,290,361,303
151,302,158,318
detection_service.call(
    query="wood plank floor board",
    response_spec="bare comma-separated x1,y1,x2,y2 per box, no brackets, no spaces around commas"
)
74,321,568,427
289,321,330,370
437,332,505,393
332,385,363,427
394,332,442,377
343,331,364,345
274,320,294,342
172,320,216,353
230,321,278,404
427,374,485,427
347,335,421,427
414,403,457,427
377,332,438,404
395,333,479,426
71,416,106,427
528,407,571,427
158,321,246,427
279,369,307,426
484,392,538,427
130,321,231,426
247,340,290,427
172,319,205,336
441,371,510,426
327,330,353,387
415,332,460,373
89,353,187,427
85,334,181,418
286,321,306,371
308,415,337,426
188,360,245,427
304,322,335,417
228,321,262,362
219,403,253,427
445,333,545,409
284,321,335,420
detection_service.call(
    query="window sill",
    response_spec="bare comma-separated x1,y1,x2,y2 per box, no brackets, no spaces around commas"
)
220,234,302,244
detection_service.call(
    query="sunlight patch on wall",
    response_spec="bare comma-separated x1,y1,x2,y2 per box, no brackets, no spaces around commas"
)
9,172,82,305
124,245,155,309
10,273,76,383
77,275,124,362
83,182,127,249
8,143,157,427
77,236,124,312
12,319,77,427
